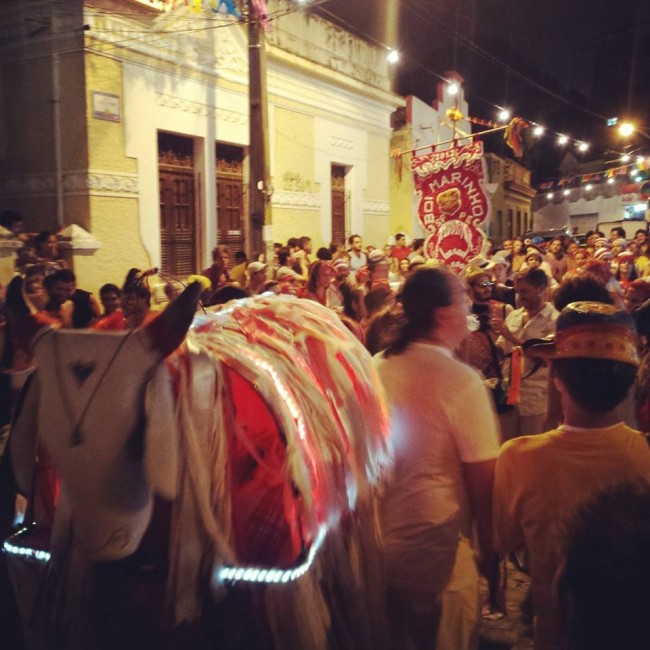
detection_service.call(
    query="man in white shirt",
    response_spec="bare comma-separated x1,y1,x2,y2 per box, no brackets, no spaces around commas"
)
347,233,368,270
495,268,558,439
375,267,500,650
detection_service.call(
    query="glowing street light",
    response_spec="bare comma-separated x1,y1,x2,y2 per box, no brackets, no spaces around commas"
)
558,134,569,146
497,108,511,122
533,125,545,137
618,122,636,138
577,142,589,153
447,81,459,95
387,49,400,64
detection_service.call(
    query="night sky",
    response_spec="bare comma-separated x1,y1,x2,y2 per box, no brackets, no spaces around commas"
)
314,0,650,180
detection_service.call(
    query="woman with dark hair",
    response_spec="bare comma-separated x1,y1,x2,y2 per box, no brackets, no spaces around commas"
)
374,267,500,650
304,260,333,306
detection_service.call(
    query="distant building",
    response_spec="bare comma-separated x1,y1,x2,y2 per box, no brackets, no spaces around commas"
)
533,152,650,236
484,153,536,243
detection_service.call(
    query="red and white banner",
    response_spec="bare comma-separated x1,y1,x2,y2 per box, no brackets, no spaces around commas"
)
412,141,490,273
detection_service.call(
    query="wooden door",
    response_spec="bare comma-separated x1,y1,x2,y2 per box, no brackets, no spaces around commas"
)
216,143,245,261
158,133,196,277
331,165,346,247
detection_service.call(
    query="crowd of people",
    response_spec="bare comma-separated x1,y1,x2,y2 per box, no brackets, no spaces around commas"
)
3,212,650,649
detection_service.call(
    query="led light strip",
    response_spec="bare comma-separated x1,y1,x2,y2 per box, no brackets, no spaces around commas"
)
3,539,51,563
216,525,327,585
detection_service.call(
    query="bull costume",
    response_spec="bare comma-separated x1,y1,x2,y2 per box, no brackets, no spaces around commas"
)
3,276,391,649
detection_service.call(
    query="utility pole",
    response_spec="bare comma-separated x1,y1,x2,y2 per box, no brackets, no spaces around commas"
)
247,0,273,264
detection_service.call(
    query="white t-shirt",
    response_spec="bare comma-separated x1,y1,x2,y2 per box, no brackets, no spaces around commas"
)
348,250,368,270
497,302,558,416
374,342,500,591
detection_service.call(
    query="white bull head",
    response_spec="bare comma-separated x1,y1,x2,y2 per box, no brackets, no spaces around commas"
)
7,276,202,561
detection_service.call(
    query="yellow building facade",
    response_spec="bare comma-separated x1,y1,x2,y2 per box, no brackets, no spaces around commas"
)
0,0,401,293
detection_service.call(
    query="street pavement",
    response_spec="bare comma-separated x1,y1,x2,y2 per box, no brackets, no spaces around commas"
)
480,560,534,650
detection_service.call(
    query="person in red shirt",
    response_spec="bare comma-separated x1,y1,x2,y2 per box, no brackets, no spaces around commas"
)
391,233,411,266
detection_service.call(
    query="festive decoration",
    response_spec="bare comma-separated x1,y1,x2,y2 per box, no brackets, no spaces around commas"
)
215,0,242,18
251,0,269,29
445,107,463,123
504,117,530,158
411,140,489,273
539,156,650,194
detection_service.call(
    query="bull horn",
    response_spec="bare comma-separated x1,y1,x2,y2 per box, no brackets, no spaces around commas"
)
144,280,202,357
5,275,48,353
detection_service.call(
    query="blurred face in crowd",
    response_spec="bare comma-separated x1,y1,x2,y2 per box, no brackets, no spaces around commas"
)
635,231,647,246
574,249,588,264
526,253,542,269
384,244,393,258
48,279,74,306
399,258,410,274
625,285,649,311
101,291,121,315
503,240,513,251
618,261,632,278
515,279,545,313
38,234,60,259
350,236,362,252
567,242,579,256
468,273,494,304
512,240,523,254
123,289,150,321
492,262,508,284
549,239,562,255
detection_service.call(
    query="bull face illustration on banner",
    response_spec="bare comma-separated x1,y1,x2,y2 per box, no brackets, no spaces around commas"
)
412,141,490,273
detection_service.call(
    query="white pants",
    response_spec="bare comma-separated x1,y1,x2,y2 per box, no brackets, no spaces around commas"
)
386,537,479,650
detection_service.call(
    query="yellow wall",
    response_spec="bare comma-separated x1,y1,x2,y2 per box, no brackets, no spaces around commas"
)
273,107,315,185
75,196,151,296
85,53,137,174
272,210,322,250
389,129,415,236
271,107,323,247
73,53,149,294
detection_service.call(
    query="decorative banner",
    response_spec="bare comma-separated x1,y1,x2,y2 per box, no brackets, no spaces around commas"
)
412,141,489,273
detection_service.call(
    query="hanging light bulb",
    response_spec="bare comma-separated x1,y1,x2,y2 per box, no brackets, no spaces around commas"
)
621,154,631,163
546,192,554,199
618,122,635,138
387,49,400,64
558,134,569,145
498,108,511,122
577,142,590,153
585,184,593,191
447,81,459,95
533,125,545,137
637,155,645,164
563,189,570,196
607,177,615,184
